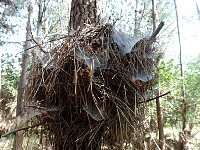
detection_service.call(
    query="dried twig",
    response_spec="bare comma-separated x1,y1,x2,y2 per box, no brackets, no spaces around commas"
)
139,91,170,104
150,21,164,39
2,122,46,137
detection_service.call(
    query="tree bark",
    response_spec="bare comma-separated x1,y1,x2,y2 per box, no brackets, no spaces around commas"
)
69,0,105,31
13,3,33,150
0,49,1,99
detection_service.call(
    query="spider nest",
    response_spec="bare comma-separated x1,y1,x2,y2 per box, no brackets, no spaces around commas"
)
26,24,161,150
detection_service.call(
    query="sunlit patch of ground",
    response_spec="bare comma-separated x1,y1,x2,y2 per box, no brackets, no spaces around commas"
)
0,136,14,150
0,126,200,149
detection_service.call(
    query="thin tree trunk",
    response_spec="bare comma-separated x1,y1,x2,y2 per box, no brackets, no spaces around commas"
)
156,89,165,150
134,0,138,35
13,3,33,150
173,0,187,149
35,0,43,61
151,0,156,31
0,49,1,99
152,0,165,149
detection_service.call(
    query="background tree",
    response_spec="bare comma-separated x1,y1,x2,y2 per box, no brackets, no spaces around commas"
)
13,3,33,150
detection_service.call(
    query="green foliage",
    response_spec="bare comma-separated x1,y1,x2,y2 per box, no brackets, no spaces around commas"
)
159,60,179,90
0,53,20,119
184,55,200,124
158,60,181,127
158,57,200,128
31,0,70,36
1,53,20,90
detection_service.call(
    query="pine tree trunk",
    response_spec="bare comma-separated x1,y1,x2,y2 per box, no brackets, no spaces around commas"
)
69,0,105,31
13,3,33,150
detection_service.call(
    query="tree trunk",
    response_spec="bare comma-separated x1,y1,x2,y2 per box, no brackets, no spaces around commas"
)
156,89,165,150
151,0,165,149
35,0,43,61
180,87,187,150
173,0,187,149
0,49,1,99
13,3,33,150
69,0,106,31
134,0,138,35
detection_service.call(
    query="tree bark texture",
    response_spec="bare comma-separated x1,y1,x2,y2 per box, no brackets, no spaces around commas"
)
13,3,33,150
69,0,105,31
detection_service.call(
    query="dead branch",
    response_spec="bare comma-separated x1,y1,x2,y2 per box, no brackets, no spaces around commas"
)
150,21,164,39
2,121,46,137
139,91,170,104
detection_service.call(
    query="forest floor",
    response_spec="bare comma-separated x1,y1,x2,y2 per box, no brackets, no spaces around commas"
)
0,127,200,149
